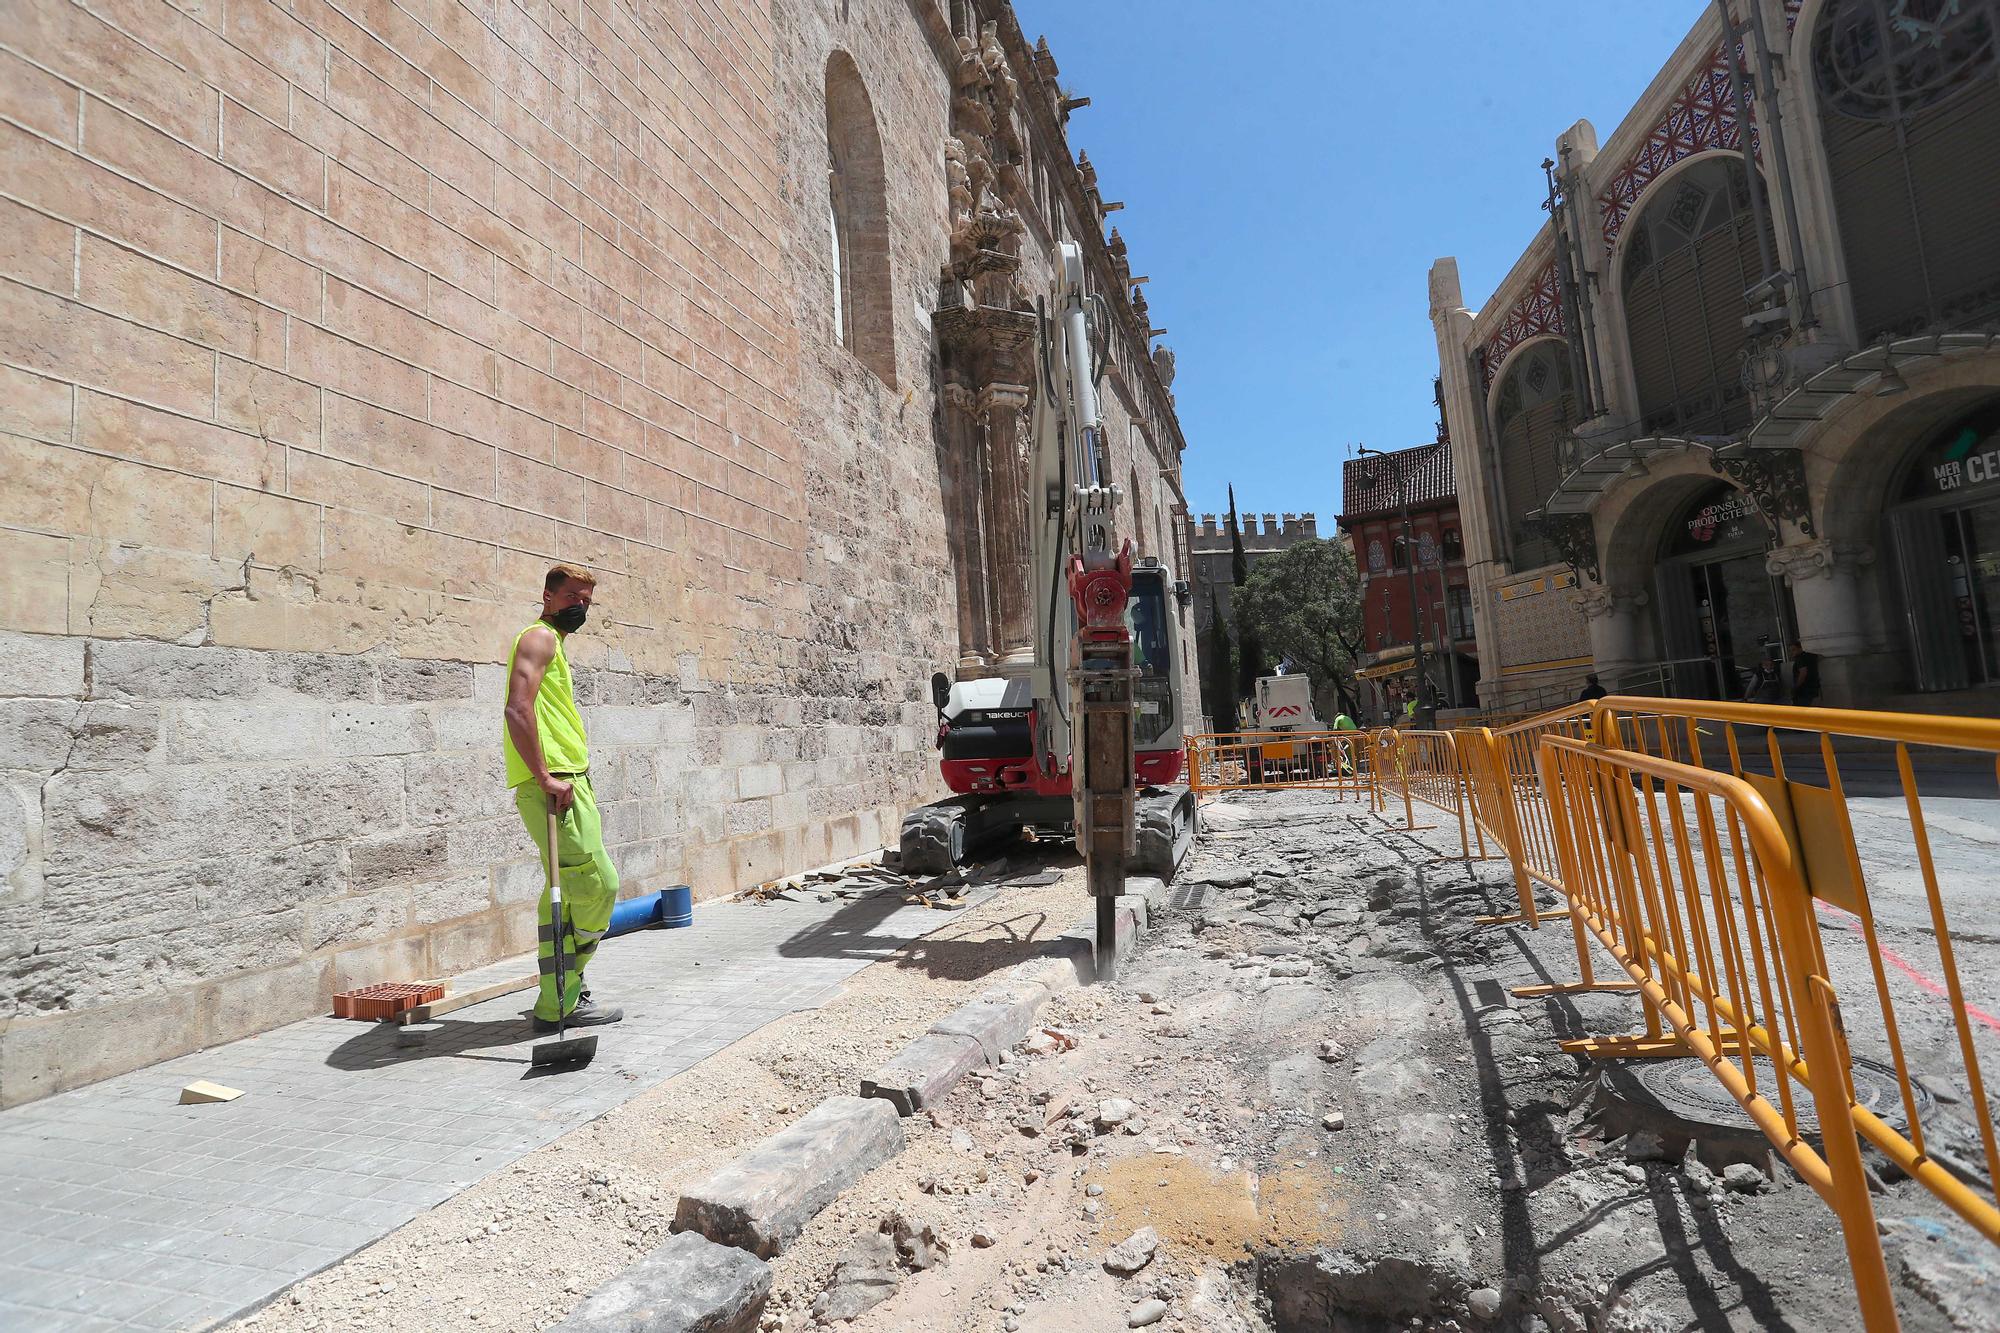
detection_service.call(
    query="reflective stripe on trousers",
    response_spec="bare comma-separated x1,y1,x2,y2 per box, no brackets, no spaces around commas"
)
513,773,620,1022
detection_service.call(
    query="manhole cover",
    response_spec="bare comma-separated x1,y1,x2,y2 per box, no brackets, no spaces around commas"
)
1600,1055,1926,1139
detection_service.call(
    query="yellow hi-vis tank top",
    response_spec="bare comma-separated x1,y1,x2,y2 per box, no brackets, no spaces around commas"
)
502,622,589,788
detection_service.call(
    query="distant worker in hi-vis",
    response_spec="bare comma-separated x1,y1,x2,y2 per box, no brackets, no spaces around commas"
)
503,564,625,1031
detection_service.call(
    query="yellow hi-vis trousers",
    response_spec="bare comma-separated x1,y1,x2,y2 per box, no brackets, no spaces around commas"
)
513,773,618,1022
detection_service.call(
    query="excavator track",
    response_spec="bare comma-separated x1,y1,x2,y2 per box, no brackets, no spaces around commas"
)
898,798,971,877
899,787,1195,880
1134,785,1197,878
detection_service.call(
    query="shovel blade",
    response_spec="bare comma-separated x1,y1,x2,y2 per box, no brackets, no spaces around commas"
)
529,1032,598,1068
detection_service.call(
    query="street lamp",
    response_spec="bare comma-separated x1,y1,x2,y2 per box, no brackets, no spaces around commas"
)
1356,445,1436,730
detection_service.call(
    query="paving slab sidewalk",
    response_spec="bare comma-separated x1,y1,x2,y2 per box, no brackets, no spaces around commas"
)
0,889,991,1333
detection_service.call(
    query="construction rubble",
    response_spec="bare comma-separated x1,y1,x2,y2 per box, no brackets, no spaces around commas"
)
233,792,1996,1333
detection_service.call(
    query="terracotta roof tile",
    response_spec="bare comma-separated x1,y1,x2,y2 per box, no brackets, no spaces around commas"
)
1337,442,1456,520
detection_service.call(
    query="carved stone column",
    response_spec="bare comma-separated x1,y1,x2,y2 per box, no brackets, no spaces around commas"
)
935,304,1036,675
1767,538,1875,657
979,382,1035,666
934,15,1035,679
940,382,992,670
1571,582,1652,677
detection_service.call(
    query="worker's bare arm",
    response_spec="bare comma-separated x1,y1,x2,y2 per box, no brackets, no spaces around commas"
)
504,626,573,813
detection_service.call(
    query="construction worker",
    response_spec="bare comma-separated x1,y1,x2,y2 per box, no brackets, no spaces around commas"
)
503,564,624,1032
1331,706,1358,777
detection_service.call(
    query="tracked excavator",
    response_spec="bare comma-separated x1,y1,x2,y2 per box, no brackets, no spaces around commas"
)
900,243,1197,969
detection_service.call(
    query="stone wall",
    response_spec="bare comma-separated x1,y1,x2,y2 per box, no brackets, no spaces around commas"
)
1187,511,1321,646
0,0,1194,1108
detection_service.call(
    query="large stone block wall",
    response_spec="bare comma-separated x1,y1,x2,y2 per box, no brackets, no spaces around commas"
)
0,0,958,1107
0,0,1193,1107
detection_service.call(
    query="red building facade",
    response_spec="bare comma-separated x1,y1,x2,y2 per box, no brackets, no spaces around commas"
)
1337,443,1478,721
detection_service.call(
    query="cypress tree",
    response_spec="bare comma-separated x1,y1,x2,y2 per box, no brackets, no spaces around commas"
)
1228,487,1265,709
1202,585,1234,730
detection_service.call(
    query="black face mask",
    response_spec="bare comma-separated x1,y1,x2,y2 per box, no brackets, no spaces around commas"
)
546,605,588,634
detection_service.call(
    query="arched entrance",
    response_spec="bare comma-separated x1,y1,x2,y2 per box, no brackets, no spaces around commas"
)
1886,398,2000,690
1654,481,1796,698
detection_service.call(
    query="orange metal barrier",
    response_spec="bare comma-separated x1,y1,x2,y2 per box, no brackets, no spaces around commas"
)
1190,695,2000,1304
1535,734,1902,1326
1456,726,1541,928
1375,729,1491,863
1452,705,1603,942
1581,697,2000,1257
1184,730,1377,799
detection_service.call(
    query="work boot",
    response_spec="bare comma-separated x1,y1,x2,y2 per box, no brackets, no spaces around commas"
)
534,998,624,1032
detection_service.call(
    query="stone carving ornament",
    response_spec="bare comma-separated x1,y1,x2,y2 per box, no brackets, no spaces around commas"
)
1570,584,1649,620
946,21,1026,301
1766,538,1874,583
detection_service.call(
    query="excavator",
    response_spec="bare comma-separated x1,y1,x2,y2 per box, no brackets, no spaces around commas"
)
900,244,1198,969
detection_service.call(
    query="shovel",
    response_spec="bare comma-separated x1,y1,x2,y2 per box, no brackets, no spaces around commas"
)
530,803,597,1069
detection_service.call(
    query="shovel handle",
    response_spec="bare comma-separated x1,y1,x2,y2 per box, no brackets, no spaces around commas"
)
546,805,562,893
546,803,564,1031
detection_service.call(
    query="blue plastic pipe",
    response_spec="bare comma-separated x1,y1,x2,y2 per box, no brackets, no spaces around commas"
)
606,891,661,937
606,886,694,938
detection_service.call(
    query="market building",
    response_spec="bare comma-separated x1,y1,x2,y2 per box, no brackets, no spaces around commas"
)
0,0,1193,1104
1430,0,2000,713
1336,443,1478,722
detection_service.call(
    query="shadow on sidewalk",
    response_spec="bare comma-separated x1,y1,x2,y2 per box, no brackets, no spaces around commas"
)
773,855,1085,985
322,1010,539,1072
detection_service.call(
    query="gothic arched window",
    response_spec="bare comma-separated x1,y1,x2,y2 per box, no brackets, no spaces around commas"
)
1491,340,1578,570
825,53,895,384
1813,0,2000,340
1620,155,1776,440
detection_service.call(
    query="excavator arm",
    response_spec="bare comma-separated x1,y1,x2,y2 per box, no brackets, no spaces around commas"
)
905,243,1194,979
1034,243,1137,971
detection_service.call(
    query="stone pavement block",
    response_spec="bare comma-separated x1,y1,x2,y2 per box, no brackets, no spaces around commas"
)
672,1096,904,1258
861,1032,986,1115
926,980,1050,1063
0,890,969,1329
552,1230,770,1333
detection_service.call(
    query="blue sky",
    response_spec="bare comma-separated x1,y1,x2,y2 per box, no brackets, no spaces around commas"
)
1013,0,1709,526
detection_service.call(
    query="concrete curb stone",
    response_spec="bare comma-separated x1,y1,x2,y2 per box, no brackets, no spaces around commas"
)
926,979,1052,1062
551,1230,770,1333
859,1033,988,1115
1008,934,1096,991
857,873,1164,1125
672,1096,905,1258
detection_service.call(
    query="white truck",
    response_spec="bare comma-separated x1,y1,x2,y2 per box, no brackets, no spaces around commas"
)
1252,672,1324,733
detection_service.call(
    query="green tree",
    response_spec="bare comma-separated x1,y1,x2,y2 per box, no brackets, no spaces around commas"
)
1227,487,1266,710
1233,537,1367,722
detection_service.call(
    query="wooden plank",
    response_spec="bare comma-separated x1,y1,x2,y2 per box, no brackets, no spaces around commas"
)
394,973,537,1024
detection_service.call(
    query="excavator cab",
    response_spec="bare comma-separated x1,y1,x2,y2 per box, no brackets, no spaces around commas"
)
1126,561,1185,783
